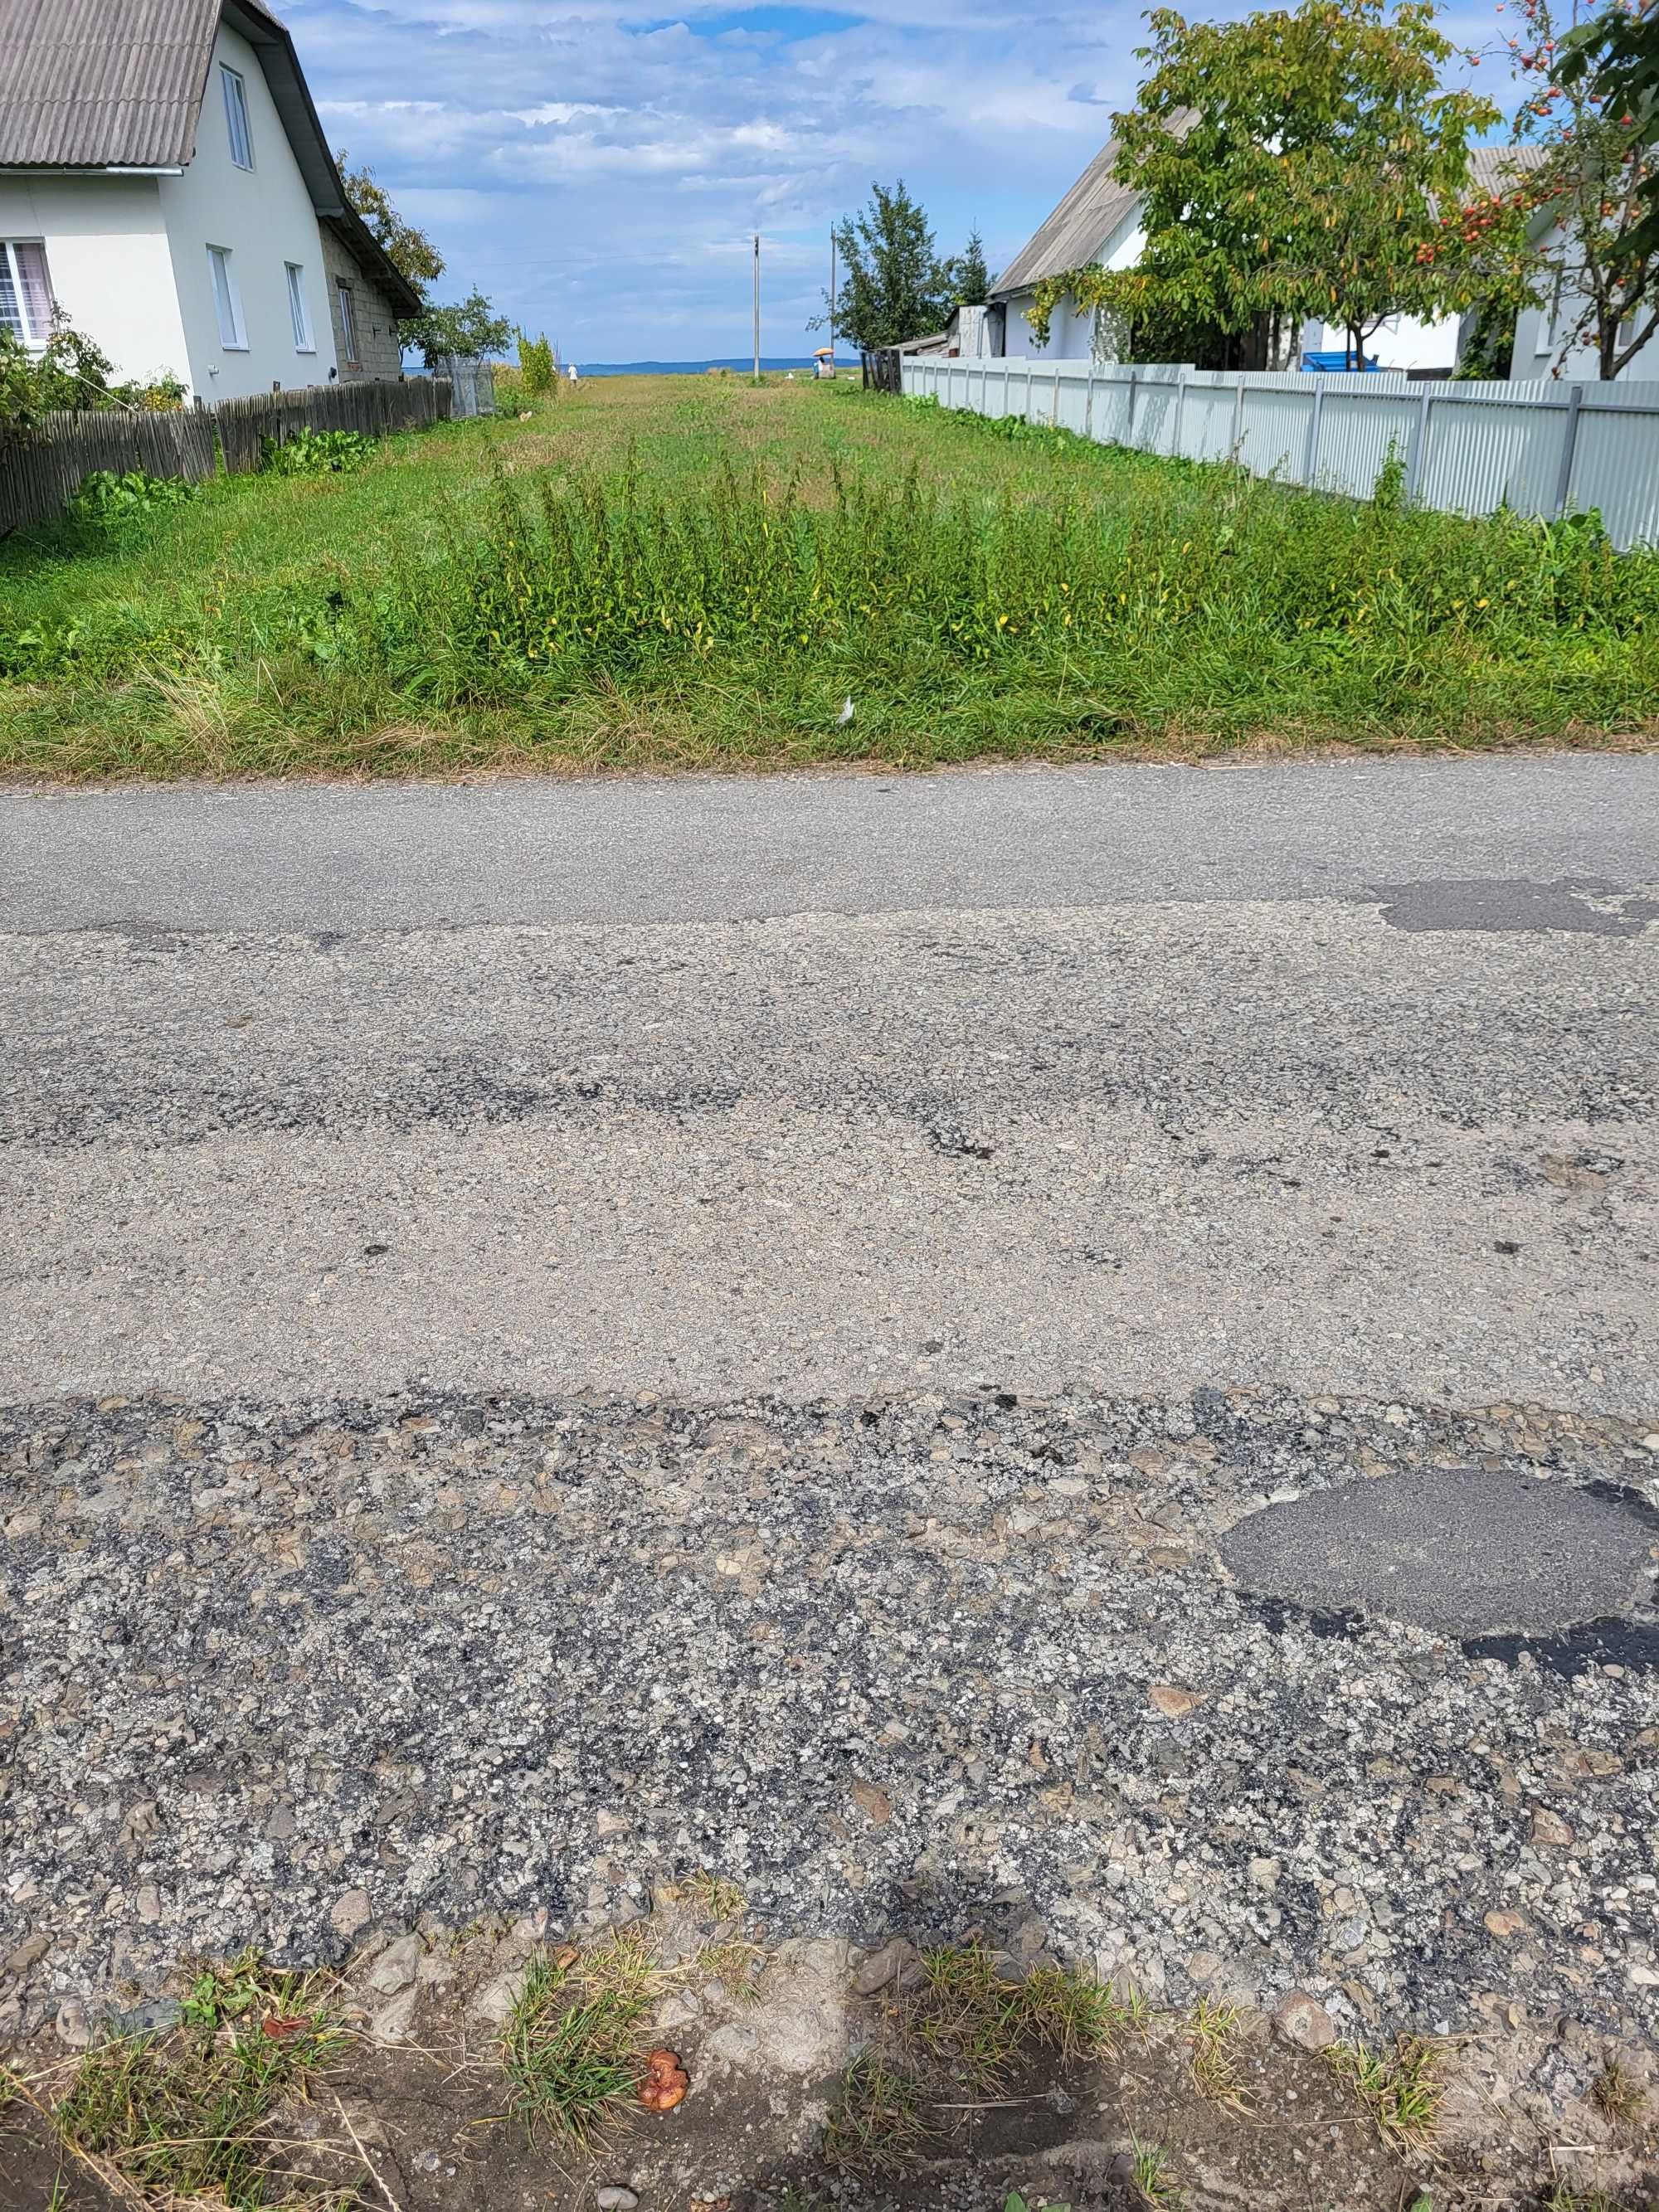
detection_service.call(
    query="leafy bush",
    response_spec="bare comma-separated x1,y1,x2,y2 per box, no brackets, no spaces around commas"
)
260,425,375,476
519,331,557,397
1,322,119,440
67,469,201,529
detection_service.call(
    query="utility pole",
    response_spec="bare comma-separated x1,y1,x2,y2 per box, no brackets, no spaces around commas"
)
752,233,761,385
830,226,837,364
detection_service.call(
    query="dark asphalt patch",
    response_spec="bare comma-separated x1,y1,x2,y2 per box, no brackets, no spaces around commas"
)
1370,878,1659,936
1219,1466,1658,1637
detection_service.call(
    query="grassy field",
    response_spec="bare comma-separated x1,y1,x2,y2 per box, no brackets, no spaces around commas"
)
2,372,1656,779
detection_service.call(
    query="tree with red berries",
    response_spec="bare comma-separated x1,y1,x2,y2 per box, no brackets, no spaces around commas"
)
1031,0,1524,369
1506,0,1659,375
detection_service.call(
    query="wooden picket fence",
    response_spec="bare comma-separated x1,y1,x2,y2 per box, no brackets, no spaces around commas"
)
0,376,456,534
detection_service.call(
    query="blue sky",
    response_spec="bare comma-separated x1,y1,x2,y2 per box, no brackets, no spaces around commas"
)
288,0,1512,364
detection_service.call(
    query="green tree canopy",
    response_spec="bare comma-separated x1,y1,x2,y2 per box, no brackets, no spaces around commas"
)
1560,0,1659,260
1033,0,1515,366
336,149,446,301
824,181,954,349
401,290,514,367
948,227,992,308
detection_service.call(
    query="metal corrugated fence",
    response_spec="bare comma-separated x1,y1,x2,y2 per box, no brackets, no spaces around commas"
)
900,356,1659,550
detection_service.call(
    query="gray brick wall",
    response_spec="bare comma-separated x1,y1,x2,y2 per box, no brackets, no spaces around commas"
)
319,229,404,382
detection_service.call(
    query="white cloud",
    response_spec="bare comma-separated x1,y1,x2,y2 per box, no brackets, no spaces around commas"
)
285,0,1525,360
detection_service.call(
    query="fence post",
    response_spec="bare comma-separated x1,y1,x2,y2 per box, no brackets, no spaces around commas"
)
1052,367,1061,426
1302,382,1325,485
1125,370,1137,450
1172,373,1186,458
1552,383,1586,519
1231,375,1244,458
1084,368,1096,443
1405,386,1434,504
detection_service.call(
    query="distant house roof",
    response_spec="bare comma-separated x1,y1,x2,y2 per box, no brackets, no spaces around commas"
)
993,128,1547,301
0,0,422,315
1467,142,1548,193
992,134,1144,299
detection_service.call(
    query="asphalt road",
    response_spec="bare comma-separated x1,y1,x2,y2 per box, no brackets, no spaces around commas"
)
2,756,1657,2048
5,752,1657,931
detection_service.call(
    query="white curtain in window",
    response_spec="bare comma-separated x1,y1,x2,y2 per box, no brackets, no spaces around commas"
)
0,242,54,343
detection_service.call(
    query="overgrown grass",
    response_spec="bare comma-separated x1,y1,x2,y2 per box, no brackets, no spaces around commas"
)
50,1954,348,2208
1185,1996,1252,2112
824,1940,1136,2173
900,1942,1132,2092
2,376,1656,779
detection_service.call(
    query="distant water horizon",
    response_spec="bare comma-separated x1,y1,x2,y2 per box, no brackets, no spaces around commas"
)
575,356,844,378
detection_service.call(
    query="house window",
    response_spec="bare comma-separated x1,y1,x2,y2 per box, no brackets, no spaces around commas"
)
0,240,54,346
221,66,254,169
1538,273,1563,355
207,245,246,349
336,279,360,365
286,262,314,351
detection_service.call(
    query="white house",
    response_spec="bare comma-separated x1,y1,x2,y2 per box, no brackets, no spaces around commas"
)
984,132,1656,379
1511,210,1659,382
0,0,420,403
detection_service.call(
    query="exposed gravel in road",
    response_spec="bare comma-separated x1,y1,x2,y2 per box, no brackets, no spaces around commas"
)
3,761,1657,2078
4,1385,1657,2048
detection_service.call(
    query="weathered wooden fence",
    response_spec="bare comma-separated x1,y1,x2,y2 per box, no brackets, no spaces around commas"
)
0,406,219,535
900,353,1659,551
0,373,471,533
212,375,451,474
863,348,904,394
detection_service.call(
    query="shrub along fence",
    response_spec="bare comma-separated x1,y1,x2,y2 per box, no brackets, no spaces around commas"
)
0,372,469,534
901,355,1659,551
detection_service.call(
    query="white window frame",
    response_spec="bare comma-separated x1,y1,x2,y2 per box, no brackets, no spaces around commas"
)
1538,270,1564,356
0,238,55,347
221,65,254,170
285,262,314,352
207,245,247,351
336,277,361,366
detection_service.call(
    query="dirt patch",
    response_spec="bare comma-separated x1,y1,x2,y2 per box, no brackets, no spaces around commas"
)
3,1905,1654,2212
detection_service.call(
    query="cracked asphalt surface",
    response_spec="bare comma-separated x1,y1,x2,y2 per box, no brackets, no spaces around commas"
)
2,757,1657,2048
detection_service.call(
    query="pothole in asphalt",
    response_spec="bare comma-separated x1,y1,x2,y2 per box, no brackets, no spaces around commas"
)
1219,1466,1658,1639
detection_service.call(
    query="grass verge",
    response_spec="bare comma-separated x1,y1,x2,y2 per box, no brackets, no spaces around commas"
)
501,1925,669,2155
46,1953,348,2208
1327,2033,1443,2151
2,377,1656,780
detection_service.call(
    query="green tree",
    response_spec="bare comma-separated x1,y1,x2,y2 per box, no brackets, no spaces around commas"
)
335,149,445,301
948,227,991,308
401,290,514,367
1529,0,1659,373
821,181,953,350
1560,0,1659,260
1033,0,1512,367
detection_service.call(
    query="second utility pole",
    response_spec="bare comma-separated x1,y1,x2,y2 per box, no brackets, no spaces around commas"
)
752,233,761,385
